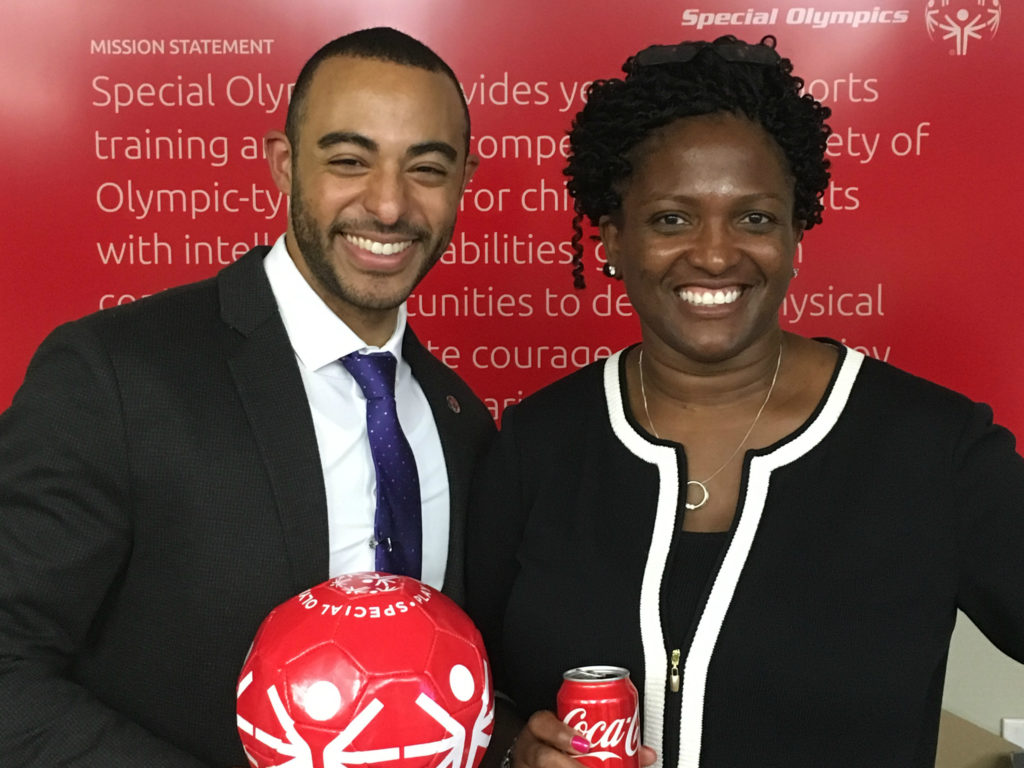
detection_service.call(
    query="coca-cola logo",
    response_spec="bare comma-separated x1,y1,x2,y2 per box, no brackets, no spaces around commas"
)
561,705,639,762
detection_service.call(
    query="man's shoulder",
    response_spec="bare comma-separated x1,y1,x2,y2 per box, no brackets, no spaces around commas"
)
403,328,495,430
74,246,269,340
30,248,272,378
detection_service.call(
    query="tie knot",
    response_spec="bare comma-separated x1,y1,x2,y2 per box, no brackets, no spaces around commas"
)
341,351,397,400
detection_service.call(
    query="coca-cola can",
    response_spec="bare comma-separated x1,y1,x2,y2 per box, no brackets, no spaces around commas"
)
557,666,640,768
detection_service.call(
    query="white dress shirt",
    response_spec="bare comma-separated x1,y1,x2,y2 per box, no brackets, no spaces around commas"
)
263,235,449,589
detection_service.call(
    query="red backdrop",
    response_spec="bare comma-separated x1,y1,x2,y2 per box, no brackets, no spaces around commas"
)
2,0,1019,434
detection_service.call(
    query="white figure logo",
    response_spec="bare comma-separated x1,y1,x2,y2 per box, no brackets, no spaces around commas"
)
334,573,403,595
237,662,493,768
926,0,1001,55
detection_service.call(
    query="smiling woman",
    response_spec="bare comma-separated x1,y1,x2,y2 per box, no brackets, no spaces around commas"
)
466,35,1024,768
597,112,800,367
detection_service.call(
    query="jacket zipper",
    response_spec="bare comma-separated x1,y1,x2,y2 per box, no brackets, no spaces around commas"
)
669,648,681,693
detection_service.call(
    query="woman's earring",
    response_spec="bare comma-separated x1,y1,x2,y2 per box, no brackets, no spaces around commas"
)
603,263,619,278
792,267,799,277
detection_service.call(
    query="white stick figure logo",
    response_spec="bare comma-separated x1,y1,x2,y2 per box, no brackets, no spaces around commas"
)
334,573,403,595
926,0,1001,56
237,661,493,768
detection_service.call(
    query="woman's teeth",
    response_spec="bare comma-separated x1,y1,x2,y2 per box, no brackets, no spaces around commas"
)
678,288,742,306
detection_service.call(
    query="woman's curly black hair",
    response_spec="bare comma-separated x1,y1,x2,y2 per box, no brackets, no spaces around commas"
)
564,35,832,288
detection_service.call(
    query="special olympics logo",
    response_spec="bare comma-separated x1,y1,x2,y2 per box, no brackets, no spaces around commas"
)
926,0,1001,55
333,573,403,595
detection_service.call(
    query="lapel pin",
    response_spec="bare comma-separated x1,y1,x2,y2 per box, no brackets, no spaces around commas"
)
446,395,461,414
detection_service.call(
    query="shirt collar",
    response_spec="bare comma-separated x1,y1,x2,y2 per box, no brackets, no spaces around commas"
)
263,235,408,371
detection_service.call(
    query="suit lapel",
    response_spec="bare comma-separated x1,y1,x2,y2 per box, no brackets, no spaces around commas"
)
220,248,329,594
403,328,476,602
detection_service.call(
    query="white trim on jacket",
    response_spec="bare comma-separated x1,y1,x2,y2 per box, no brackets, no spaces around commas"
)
603,346,864,768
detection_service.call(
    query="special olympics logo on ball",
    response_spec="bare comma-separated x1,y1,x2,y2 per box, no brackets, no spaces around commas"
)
236,573,493,768
926,0,1001,56
333,572,403,595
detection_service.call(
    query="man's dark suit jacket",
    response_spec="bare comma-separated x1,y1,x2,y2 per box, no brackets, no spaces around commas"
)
0,246,496,767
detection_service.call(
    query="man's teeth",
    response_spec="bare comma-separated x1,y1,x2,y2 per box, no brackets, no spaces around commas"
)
678,288,742,306
345,235,412,255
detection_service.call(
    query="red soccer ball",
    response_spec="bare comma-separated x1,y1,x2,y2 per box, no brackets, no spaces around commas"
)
236,572,493,768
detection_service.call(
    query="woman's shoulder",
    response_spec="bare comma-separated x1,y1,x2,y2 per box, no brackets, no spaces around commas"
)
852,349,979,414
500,350,624,431
832,342,1009,450
811,337,974,410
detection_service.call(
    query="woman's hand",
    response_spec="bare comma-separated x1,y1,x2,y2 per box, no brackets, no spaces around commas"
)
510,711,656,768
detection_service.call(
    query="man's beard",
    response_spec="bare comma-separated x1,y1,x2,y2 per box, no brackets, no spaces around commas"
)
290,186,453,312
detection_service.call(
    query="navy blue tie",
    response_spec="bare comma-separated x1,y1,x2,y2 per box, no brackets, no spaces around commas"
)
341,351,422,578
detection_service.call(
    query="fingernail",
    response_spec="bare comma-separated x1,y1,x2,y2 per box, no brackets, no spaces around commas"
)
571,736,591,754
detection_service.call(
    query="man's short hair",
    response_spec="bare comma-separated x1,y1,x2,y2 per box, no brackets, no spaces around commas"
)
284,27,471,153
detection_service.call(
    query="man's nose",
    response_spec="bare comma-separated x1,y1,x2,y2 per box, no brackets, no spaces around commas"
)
362,168,407,225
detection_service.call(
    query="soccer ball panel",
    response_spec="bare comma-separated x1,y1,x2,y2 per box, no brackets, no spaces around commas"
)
237,573,493,768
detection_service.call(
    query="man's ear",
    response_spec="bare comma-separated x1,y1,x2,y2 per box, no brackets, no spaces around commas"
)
265,130,293,196
460,153,480,194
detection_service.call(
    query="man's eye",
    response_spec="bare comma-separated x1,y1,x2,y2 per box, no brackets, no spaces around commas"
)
412,165,447,176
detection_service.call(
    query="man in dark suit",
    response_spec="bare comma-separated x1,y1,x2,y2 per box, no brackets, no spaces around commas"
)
0,28,495,767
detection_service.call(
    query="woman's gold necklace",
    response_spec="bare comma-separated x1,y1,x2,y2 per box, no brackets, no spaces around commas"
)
638,343,783,511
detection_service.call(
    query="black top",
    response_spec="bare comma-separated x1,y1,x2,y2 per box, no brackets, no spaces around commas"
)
467,345,1024,768
661,532,728,765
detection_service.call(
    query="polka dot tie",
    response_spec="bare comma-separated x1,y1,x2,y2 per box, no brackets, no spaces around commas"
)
341,351,422,578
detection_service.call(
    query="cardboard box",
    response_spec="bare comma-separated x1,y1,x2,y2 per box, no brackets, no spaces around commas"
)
936,710,1021,768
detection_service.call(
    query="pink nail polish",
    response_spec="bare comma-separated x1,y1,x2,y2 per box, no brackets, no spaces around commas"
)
571,736,591,754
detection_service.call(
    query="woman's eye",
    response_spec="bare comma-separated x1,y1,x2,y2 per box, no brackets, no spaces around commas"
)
743,212,775,226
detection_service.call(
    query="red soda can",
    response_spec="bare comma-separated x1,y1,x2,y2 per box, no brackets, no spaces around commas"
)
557,666,640,768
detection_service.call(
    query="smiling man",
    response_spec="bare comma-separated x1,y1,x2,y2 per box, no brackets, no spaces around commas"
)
0,28,494,768
269,41,476,346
